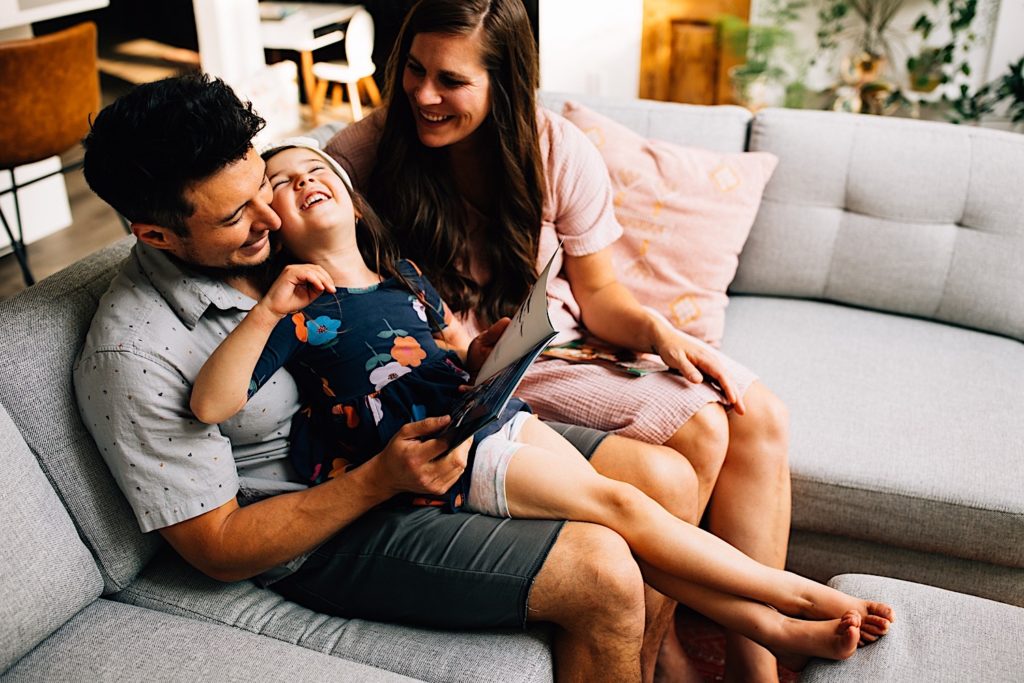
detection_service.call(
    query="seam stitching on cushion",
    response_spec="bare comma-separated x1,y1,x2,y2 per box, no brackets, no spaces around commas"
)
932,133,976,320
821,120,859,300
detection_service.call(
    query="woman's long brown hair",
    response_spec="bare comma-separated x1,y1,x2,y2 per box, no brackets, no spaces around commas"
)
369,0,544,327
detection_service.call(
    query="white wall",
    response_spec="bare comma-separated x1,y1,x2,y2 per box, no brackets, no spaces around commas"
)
987,0,1024,81
538,0,643,98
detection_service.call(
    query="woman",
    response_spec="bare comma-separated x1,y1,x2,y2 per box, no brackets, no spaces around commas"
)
325,1,793,679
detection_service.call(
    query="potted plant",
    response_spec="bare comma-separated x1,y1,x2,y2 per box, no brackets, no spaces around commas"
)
716,0,807,111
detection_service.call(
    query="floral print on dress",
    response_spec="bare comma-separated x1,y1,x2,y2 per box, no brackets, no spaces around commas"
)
369,361,411,390
391,336,427,367
306,315,341,346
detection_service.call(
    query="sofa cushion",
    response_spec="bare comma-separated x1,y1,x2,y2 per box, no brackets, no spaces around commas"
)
734,108,1024,342
113,549,553,683
2,599,415,681
787,530,1024,607
0,402,105,671
801,574,1024,682
721,296,1024,568
0,237,160,595
561,100,777,346
539,91,752,154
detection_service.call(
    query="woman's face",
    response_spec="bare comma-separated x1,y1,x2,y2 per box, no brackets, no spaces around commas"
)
265,148,355,259
402,30,492,150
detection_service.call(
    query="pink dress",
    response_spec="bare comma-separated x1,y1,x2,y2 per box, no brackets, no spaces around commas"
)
325,108,758,445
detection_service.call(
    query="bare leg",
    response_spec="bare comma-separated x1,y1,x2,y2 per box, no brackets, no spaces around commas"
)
641,563,864,670
527,521,646,682
512,419,894,629
547,432,702,683
667,386,791,681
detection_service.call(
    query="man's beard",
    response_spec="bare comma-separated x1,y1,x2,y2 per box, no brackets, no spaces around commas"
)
168,240,284,292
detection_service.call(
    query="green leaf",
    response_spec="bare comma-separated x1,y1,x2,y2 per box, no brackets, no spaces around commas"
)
377,331,394,338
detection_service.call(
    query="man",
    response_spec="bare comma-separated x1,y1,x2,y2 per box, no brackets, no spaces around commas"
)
76,73,701,682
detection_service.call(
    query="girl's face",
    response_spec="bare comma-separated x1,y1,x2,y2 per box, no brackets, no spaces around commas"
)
265,147,356,259
402,30,492,150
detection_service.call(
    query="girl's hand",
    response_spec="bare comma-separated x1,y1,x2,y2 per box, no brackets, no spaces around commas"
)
652,327,745,415
257,264,336,318
465,317,511,378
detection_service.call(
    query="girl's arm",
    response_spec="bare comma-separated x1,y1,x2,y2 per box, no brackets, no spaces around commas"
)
191,264,335,424
563,248,745,414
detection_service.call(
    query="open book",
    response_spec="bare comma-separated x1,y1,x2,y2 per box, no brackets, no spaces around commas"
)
437,248,560,447
542,336,670,377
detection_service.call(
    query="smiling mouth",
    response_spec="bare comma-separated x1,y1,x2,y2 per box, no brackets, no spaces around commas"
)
301,192,330,210
419,109,452,123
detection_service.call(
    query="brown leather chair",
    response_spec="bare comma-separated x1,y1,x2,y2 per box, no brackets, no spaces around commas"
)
0,22,100,286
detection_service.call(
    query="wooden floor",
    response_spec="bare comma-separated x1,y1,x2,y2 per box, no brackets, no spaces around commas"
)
0,99,357,302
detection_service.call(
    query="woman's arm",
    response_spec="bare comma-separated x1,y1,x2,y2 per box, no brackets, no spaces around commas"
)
191,264,335,424
564,249,744,413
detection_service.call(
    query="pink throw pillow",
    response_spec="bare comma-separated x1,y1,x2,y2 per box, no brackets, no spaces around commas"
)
562,101,777,347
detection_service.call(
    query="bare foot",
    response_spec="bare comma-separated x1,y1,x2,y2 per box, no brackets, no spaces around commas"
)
767,610,862,672
784,576,895,635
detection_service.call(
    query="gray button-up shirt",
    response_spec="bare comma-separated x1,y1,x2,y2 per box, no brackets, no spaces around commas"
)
74,242,306,533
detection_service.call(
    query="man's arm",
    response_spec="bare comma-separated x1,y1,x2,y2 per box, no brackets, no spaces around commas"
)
160,415,469,582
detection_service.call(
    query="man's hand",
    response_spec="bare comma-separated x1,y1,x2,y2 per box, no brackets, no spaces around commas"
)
465,317,511,379
369,416,471,498
257,264,336,318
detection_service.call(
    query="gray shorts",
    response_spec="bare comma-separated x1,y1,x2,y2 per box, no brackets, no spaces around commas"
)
272,420,608,630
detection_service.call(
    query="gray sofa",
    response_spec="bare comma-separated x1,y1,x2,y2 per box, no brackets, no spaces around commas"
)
2,93,1021,680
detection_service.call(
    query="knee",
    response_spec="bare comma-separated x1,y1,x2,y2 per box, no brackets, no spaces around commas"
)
563,524,646,637
736,386,790,475
668,403,730,485
623,444,699,525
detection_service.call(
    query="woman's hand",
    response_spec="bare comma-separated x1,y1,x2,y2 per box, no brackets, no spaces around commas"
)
257,264,336,318
465,317,511,379
652,326,746,415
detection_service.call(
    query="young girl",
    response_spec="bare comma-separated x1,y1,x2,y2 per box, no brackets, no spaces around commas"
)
191,140,893,668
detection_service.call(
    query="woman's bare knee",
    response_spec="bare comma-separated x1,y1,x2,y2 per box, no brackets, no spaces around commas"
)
727,384,790,477
666,403,729,491
589,437,698,523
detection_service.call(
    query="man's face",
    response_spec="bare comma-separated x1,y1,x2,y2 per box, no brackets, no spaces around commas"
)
169,149,281,270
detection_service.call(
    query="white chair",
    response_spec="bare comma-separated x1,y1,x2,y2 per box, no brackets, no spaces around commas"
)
311,9,381,123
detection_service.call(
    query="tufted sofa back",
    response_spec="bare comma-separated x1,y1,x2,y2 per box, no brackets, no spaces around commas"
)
732,108,1024,342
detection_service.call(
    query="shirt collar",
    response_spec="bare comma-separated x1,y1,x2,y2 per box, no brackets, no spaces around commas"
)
133,242,258,328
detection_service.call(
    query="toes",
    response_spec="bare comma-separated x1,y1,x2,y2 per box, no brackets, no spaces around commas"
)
841,610,862,629
868,602,896,622
862,614,891,637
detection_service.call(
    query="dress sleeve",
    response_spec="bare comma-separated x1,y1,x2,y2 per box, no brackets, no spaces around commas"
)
250,315,303,398
544,110,624,257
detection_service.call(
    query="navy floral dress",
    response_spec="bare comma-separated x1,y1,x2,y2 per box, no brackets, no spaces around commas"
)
250,260,508,510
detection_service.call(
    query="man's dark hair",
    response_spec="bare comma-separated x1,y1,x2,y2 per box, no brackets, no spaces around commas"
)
83,73,265,235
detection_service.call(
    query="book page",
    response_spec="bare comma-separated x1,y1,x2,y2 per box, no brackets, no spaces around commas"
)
473,247,559,385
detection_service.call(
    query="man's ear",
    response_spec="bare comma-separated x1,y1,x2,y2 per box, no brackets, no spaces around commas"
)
131,222,184,252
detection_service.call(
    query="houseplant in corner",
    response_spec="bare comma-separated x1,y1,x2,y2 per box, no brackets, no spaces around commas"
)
717,0,808,111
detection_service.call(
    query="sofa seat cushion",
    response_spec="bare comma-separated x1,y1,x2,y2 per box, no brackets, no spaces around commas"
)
721,296,1024,568
801,574,1024,682
113,549,553,683
2,599,414,682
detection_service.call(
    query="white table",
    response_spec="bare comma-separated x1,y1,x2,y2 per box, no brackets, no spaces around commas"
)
259,2,362,111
